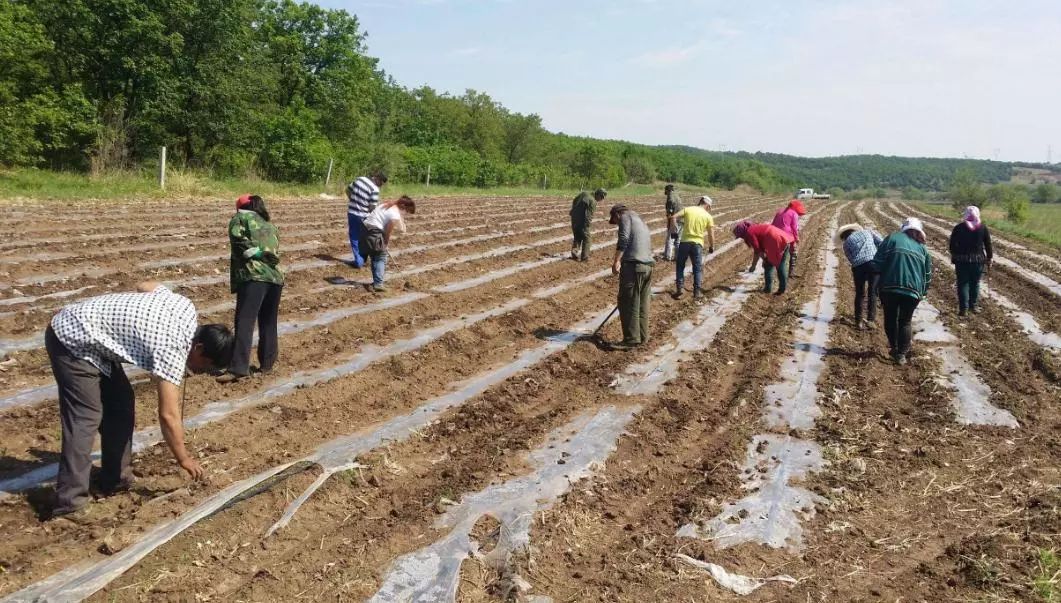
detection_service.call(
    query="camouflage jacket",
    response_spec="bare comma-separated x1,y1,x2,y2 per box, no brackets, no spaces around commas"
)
229,210,284,292
569,191,596,226
665,192,683,216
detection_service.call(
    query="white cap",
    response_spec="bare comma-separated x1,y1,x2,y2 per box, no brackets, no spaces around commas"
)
698,195,713,206
900,217,924,235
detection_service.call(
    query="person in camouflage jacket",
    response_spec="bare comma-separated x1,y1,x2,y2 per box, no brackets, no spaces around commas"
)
219,195,284,383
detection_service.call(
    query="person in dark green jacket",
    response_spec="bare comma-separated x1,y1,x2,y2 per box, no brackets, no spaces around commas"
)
873,218,932,365
219,194,284,383
570,188,606,261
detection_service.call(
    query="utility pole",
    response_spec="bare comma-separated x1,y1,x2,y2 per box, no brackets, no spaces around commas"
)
159,146,166,190
1049,145,1053,164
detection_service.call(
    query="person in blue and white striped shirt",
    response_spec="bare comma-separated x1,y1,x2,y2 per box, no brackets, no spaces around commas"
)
839,223,884,330
346,172,388,268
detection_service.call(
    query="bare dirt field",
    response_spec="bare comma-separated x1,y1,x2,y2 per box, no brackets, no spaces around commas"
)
0,193,1056,602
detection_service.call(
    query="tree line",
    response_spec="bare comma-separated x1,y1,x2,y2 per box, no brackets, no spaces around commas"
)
0,0,795,192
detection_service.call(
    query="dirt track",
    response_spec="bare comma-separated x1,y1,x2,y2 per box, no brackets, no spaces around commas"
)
0,194,1056,602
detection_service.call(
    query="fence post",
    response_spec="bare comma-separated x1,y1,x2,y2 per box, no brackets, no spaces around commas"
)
543,174,548,190
426,164,431,188
159,146,166,190
325,158,334,188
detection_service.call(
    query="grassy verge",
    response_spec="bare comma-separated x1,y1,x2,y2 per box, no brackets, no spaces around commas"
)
914,201,1061,249
0,168,722,203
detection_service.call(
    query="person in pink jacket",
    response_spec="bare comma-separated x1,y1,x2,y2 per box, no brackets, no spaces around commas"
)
772,199,806,276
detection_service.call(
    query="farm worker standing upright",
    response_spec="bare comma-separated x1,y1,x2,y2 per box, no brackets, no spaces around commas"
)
218,194,284,384
570,188,606,261
772,199,806,276
610,204,655,349
360,195,417,292
663,183,683,261
670,195,716,301
45,284,234,519
732,221,795,294
838,223,884,330
948,206,993,317
874,218,932,365
346,172,388,268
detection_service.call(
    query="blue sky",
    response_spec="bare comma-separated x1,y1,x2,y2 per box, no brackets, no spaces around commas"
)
317,0,1061,162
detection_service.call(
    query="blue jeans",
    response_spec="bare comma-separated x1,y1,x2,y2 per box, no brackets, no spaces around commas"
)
347,213,365,268
369,251,387,286
675,242,703,291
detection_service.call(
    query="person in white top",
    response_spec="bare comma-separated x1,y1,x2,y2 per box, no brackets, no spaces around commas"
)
359,195,417,292
46,282,234,519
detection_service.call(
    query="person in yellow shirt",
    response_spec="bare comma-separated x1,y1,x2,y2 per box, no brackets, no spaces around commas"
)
669,196,716,301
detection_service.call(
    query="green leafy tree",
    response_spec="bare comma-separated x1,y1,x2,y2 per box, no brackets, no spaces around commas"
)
948,168,988,210
1032,183,1059,204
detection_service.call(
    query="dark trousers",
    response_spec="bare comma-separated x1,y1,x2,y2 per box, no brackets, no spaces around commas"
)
231,281,283,376
853,262,880,322
675,242,703,291
763,246,791,293
955,262,984,311
571,222,591,260
880,292,920,356
45,326,134,515
347,213,365,268
618,263,652,344
789,243,798,274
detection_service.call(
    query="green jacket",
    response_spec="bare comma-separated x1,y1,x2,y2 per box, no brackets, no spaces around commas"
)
665,192,683,216
569,191,596,227
229,210,284,293
873,231,931,300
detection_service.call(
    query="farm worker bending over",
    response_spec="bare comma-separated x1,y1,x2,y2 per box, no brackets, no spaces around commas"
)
772,199,806,276
346,172,387,268
45,284,234,519
732,220,796,295
670,195,716,302
610,204,655,349
218,194,284,384
570,188,606,261
948,205,993,317
874,218,932,365
838,223,884,330
360,195,417,292
663,183,683,261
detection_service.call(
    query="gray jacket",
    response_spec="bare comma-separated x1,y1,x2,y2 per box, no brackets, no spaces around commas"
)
617,211,655,264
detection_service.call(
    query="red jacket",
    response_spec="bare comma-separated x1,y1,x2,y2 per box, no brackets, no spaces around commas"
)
743,223,795,267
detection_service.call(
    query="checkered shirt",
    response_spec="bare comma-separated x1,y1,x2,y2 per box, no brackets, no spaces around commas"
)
50,285,198,385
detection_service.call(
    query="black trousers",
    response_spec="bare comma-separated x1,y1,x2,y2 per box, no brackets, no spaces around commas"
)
880,292,919,356
45,326,134,515
853,262,880,322
231,281,283,376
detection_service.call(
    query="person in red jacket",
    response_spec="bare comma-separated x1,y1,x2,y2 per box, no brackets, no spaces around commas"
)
733,221,796,294
771,199,806,276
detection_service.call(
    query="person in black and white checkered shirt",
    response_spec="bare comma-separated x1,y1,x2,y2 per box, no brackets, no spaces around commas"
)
45,282,234,519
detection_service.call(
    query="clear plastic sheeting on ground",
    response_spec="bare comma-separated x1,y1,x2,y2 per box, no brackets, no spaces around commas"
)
913,301,1020,428
5,308,620,602
616,269,756,395
675,553,797,596
678,208,844,552
677,434,826,551
370,405,637,603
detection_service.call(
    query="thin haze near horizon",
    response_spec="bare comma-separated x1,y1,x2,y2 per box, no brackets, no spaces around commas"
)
317,0,1059,163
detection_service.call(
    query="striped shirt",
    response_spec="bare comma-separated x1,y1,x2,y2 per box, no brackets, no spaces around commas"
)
347,176,380,217
50,285,198,385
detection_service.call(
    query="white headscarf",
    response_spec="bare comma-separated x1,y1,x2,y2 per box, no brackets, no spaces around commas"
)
963,205,982,230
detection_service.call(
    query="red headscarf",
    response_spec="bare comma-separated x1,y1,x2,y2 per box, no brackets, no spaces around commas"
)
236,194,253,209
788,200,807,215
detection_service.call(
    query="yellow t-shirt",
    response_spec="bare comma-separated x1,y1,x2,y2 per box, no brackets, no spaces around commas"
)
675,206,714,245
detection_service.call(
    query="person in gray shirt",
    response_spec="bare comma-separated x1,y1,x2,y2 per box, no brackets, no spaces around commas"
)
609,204,655,348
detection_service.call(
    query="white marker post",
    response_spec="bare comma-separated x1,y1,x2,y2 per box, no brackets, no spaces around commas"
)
159,146,166,190
325,158,334,187
426,164,431,188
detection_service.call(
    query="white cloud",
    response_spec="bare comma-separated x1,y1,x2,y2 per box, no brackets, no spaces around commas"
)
629,42,703,66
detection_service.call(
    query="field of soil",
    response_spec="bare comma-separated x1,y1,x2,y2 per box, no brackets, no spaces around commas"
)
0,193,1056,602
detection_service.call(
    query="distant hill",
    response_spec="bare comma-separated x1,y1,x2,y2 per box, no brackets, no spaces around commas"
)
661,146,1035,192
